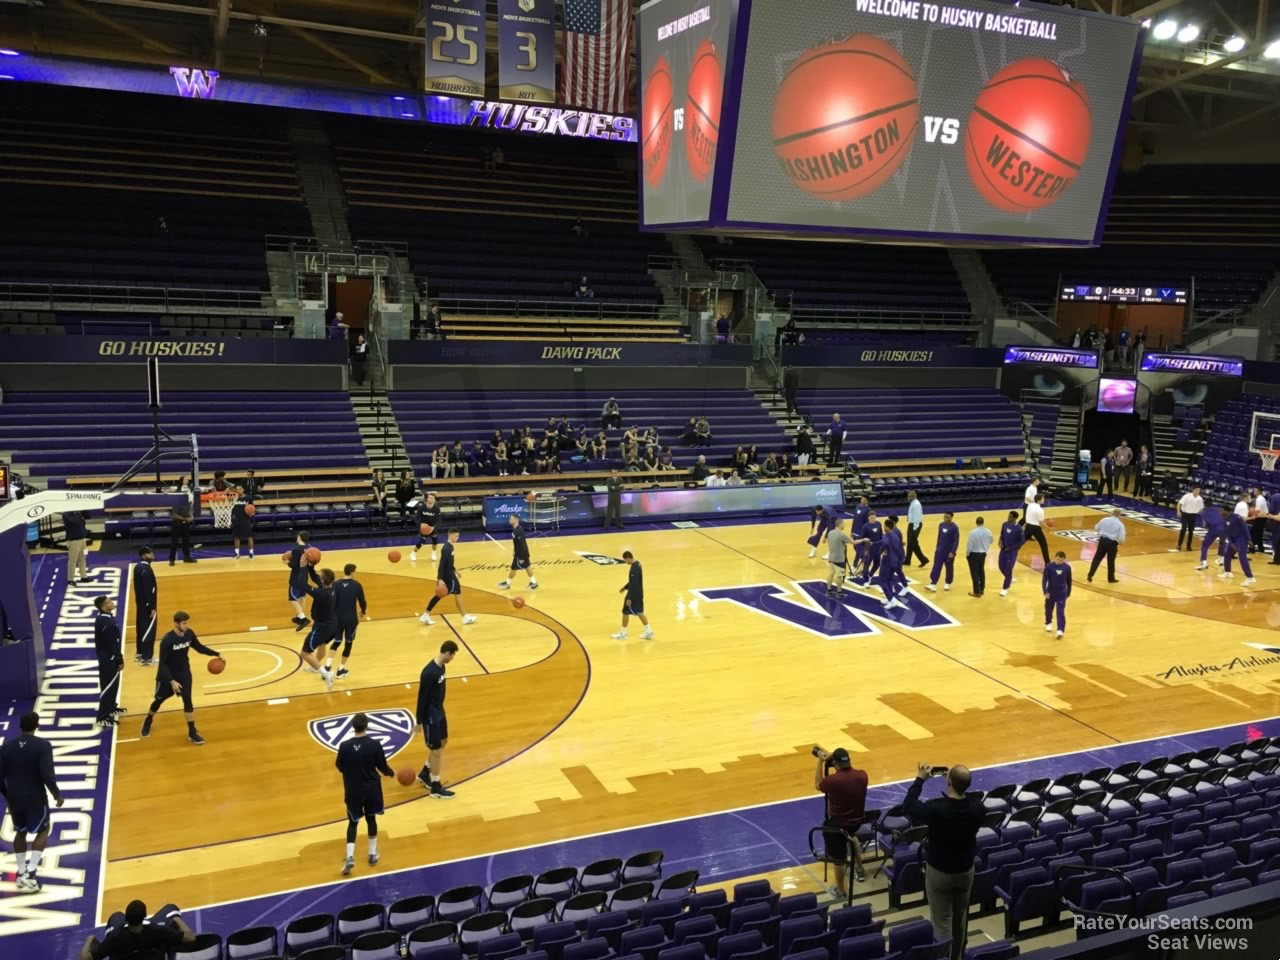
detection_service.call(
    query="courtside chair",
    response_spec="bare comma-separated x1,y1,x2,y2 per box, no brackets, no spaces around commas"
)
512,898,559,937
611,882,655,917
489,875,535,911
622,851,664,884
337,903,386,943
562,891,610,926
477,933,526,960
687,890,731,929
390,897,437,935
460,911,510,951
586,910,636,952
296,948,344,960
284,914,335,957
655,869,699,900
777,893,825,923
174,933,223,960
776,914,823,958
438,886,487,923
533,920,582,960
408,922,459,953
622,925,674,960
580,858,624,893
352,930,403,960
715,932,763,960
673,914,718,947
227,926,279,960
536,867,582,903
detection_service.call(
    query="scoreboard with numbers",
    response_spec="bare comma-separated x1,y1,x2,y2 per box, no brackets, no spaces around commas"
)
1059,284,1188,304
0,464,10,501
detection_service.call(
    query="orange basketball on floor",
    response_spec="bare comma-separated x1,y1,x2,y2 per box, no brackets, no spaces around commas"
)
685,39,722,181
772,34,919,202
643,56,673,188
434,581,449,598
965,58,1091,212
420,523,434,536
387,549,401,563
512,596,526,609
243,504,256,517
396,768,415,786
304,546,322,564
208,657,226,675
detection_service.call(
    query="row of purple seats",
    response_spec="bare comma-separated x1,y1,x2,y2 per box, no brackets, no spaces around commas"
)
870,472,1033,505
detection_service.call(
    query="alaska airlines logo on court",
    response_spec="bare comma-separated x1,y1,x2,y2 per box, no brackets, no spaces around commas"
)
1157,644,1280,681
692,580,959,638
308,709,415,756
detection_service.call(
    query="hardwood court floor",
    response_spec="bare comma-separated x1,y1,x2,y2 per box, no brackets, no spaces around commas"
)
103,506,1280,914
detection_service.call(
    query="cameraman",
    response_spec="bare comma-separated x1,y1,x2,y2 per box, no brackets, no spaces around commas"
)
903,762,984,960
815,747,868,896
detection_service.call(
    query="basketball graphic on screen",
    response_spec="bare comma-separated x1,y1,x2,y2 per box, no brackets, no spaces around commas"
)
965,58,1091,212
643,56,673,188
685,39,723,182
771,34,919,202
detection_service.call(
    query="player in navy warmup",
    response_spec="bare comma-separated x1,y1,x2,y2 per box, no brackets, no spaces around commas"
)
140,612,222,745
877,518,907,610
133,546,158,664
287,532,321,631
496,514,539,590
855,510,883,584
1221,502,1257,586
807,504,833,558
230,495,255,559
302,569,339,690
325,564,369,680
1042,550,1073,638
93,596,125,727
416,640,458,799
0,711,64,893
1195,502,1227,571
926,512,960,592
420,529,477,625
997,510,1025,597
1268,491,1280,564
410,491,443,563
884,515,910,597
336,711,394,875
612,551,653,640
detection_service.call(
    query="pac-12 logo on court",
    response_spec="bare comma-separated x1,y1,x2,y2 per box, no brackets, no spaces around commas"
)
1054,529,1101,543
692,580,959,638
308,709,415,757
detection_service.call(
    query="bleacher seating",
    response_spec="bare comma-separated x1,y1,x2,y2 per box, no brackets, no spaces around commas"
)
1023,403,1060,471
1190,395,1276,501
0,312,290,339
0,84,311,298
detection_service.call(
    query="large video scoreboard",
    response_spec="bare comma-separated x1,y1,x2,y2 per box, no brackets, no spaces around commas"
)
638,0,1145,246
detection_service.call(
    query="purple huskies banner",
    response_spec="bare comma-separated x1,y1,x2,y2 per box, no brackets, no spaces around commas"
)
497,0,557,103
0,335,347,364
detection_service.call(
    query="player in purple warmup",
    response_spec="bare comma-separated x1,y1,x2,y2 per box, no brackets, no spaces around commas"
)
997,510,1025,597
1220,499,1256,586
855,510,883,584
926,512,959,592
877,517,907,610
1042,550,1072,638
807,504,833,559
1195,502,1227,571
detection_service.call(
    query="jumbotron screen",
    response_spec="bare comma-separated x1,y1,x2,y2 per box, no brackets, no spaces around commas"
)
637,0,739,225
639,0,1144,245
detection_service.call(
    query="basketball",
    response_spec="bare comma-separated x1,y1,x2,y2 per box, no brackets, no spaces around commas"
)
434,581,449,598
642,56,673,188
685,39,722,182
244,504,256,517
965,58,1091,212
526,492,537,503
772,35,919,202
420,523,434,536
387,549,401,563
304,546,322,564
208,657,226,675
513,596,526,609
396,768,415,786
1046,519,1055,528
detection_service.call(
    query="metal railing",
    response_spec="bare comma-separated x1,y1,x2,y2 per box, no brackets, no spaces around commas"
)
434,297,671,321
787,304,978,328
0,282,273,312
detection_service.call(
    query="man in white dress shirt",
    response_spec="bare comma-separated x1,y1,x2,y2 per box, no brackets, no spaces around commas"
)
1250,487,1268,554
1088,509,1126,583
1173,485,1203,553
1022,477,1040,521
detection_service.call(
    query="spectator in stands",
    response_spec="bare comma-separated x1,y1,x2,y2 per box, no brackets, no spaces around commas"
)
1133,329,1147,368
494,439,510,476
826,414,847,465
778,453,794,479
1117,327,1130,366
745,444,760,470
1098,448,1116,497
642,445,659,472
1102,330,1115,366
590,431,608,460
509,436,527,475
795,424,816,466
815,747,870,897
682,417,699,445
571,217,590,239
572,427,589,455
64,510,89,584
732,445,749,475
239,469,264,503
621,425,639,450
168,496,194,566
694,416,712,447
557,418,572,444
1113,439,1133,491
641,425,659,447
622,437,641,471
1135,444,1153,497
535,436,558,474
903,762,985,959
761,453,780,479
431,443,452,479
330,311,349,341
783,367,800,414
575,275,594,299
449,441,470,478
425,303,444,339
659,447,675,470
371,469,388,515
1070,329,1082,348
79,900,195,960
716,310,731,344
707,471,727,488
601,397,621,430
394,471,416,519
690,455,711,484
351,334,368,385
470,440,492,477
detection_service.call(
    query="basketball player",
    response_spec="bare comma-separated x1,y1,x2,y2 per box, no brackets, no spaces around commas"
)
287,532,321,631
1042,550,1072,638
497,514,539,590
409,491,442,563
230,496,255,559
139,611,222,745
0,711,64,893
93,596,124,728
336,711,394,874
1196,501,1227,571
301,569,339,690
926,512,959,592
1221,500,1256,586
133,546,158,665
419,529,477,626
854,510,883,585
415,639,458,799
326,564,369,680
612,550,653,640
997,510,1025,597
877,518,907,610
883,515,911,597
807,504,833,559
823,516,854,594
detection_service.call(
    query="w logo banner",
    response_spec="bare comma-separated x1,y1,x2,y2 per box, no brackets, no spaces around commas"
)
693,580,959,638
170,66,219,99
308,708,415,757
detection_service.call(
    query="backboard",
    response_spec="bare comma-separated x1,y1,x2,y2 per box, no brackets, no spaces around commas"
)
1249,411,1280,456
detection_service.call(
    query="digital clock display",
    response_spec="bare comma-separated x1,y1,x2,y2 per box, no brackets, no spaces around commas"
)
1060,285,1188,305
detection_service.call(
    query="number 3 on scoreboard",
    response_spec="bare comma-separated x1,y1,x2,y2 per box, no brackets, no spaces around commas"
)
430,21,479,66
515,31,537,72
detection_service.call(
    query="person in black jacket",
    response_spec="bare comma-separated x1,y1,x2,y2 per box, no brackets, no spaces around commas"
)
64,510,89,583
139,612,222,745
903,763,985,960
603,470,625,530
0,711,64,893
93,596,125,728
133,546,158,664
415,640,458,798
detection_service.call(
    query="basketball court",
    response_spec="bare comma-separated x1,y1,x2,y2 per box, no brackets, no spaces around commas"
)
98,502,1280,916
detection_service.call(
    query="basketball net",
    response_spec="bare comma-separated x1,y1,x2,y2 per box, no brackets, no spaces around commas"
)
202,491,236,529
1262,450,1279,472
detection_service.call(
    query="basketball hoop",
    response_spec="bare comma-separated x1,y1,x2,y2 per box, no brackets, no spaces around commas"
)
201,491,236,529
1262,450,1280,472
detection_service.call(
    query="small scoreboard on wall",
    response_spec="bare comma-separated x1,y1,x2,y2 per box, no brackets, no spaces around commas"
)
637,0,1145,245
0,464,10,502
1060,285,1188,304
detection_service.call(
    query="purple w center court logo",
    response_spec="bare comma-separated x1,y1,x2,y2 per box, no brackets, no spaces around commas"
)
308,709,415,757
692,581,960,638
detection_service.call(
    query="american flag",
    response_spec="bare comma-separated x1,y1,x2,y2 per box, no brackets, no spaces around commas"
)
560,0,632,113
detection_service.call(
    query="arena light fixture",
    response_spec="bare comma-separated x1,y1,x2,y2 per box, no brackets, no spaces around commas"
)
1141,18,1152,27
1223,35,1246,52
1266,39,1280,58
391,95,406,101
1176,24,1200,43
0,48,21,56
1152,19,1178,40
0,74,13,80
